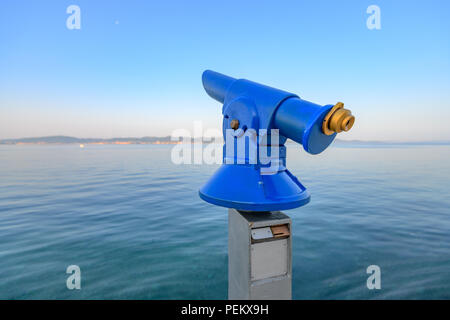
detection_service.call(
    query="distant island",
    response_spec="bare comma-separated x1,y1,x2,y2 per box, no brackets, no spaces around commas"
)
0,135,177,145
0,136,449,146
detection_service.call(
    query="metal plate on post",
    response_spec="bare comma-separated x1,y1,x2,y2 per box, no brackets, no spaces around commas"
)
250,239,288,281
251,227,273,240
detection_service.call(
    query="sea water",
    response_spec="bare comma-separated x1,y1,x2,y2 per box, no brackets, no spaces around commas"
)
0,144,449,299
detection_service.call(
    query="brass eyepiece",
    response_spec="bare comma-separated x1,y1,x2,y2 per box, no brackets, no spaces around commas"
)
322,102,355,135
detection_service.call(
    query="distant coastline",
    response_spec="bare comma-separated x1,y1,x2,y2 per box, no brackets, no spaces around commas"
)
0,135,449,146
0,136,178,145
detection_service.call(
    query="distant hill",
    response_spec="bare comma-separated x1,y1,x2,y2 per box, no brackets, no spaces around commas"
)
1,135,449,146
332,139,450,146
0,135,174,145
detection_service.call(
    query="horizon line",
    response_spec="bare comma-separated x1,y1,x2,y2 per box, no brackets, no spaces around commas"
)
1,135,450,145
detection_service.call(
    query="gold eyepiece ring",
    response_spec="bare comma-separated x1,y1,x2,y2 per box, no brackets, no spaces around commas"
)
322,102,355,135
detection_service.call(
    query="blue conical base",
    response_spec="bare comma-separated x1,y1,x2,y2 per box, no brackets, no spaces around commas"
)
199,164,310,211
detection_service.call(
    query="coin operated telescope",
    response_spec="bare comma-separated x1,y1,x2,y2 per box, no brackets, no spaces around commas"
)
199,70,355,211
198,70,355,300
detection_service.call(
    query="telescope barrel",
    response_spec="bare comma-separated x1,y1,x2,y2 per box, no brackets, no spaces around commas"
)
274,97,354,154
274,98,323,146
202,70,237,104
201,70,354,154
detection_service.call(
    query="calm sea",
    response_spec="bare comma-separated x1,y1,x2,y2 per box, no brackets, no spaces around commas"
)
0,144,449,299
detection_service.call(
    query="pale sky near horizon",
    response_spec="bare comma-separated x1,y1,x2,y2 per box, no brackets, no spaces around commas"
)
1,0,449,141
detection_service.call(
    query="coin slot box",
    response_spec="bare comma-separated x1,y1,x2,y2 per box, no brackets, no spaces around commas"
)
228,210,292,299
249,223,290,281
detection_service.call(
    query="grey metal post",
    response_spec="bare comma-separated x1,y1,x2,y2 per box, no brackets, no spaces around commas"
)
228,209,292,300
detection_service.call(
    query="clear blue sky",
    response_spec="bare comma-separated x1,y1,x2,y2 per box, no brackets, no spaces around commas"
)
1,0,449,141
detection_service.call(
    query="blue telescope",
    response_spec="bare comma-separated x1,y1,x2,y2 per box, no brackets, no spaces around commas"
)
199,70,355,211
